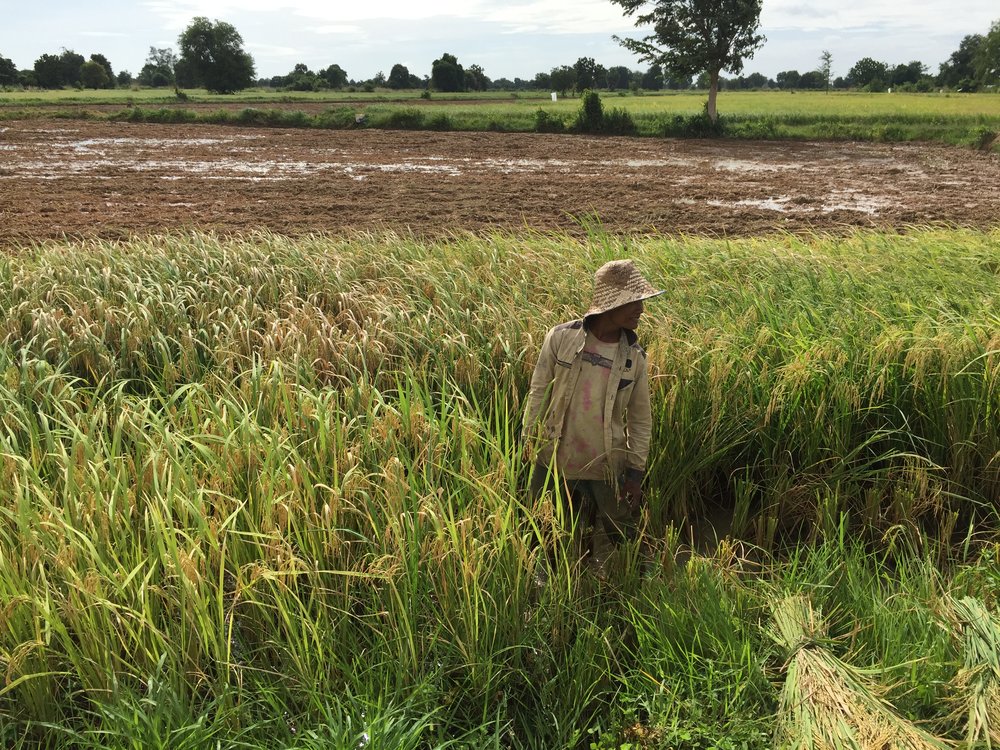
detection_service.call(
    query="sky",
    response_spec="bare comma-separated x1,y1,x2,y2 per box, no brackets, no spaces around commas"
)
1,0,997,83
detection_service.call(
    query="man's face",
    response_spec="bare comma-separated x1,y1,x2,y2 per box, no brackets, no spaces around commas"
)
607,299,644,330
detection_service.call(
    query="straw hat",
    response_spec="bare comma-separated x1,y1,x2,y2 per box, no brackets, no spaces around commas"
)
584,259,664,318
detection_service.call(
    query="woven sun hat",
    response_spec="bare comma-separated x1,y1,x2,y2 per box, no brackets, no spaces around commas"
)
584,259,664,318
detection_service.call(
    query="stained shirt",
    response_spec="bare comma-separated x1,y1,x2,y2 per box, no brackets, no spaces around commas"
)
556,332,619,479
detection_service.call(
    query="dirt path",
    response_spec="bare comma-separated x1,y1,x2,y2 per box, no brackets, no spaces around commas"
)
2,120,998,245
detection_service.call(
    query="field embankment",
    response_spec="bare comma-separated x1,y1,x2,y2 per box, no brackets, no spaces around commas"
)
1,230,998,747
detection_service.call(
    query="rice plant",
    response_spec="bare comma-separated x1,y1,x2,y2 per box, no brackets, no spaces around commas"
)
0,228,998,746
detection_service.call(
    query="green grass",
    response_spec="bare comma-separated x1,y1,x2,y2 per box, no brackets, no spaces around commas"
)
3,87,1000,117
3,89,999,148
0,229,998,747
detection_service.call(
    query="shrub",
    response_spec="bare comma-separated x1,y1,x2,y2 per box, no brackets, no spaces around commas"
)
235,108,267,126
427,112,453,131
971,126,998,150
602,106,636,135
317,106,357,129
534,109,565,133
383,108,425,129
572,89,604,133
659,111,725,138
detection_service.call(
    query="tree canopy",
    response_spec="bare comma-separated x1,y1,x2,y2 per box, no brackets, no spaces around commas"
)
177,17,255,93
387,63,411,89
573,57,602,93
610,0,765,122
464,64,489,91
59,49,85,87
0,54,18,86
977,20,1000,87
89,53,115,87
319,64,348,89
431,53,464,92
938,34,983,88
847,57,889,88
80,60,109,89
33,53,63,89
138,47,177,87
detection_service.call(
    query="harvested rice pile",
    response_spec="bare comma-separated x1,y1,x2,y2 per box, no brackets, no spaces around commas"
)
948,596,1000,747
770,595,947,750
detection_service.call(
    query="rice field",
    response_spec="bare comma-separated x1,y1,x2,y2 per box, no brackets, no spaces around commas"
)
0,228,998,748
4,89,999,147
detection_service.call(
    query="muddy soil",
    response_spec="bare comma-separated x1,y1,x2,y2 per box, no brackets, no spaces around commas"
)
1,119,998,245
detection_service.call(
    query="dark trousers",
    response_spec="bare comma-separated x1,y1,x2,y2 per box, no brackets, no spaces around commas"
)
529,463,638,566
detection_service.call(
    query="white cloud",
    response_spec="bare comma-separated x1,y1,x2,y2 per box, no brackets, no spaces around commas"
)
484,0,636,34
310,24,364,35
142,0,638,33
762,0,998,36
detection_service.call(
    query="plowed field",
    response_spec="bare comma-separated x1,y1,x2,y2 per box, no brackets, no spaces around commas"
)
2,119,999,244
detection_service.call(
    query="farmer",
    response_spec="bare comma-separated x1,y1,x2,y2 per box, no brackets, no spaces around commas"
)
523,259,663,574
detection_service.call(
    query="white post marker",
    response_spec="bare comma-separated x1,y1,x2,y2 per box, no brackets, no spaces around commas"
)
551,92,557,102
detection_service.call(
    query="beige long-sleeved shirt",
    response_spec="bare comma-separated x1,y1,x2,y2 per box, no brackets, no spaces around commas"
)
522,319,653,481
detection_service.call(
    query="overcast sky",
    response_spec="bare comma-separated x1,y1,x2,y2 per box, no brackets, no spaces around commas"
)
2,0,997,82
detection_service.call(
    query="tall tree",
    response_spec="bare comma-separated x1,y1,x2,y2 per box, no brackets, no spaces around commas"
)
59,49,85,86
847,57,888,88
177,17,255,93
464,64,489,91
775,70,801,89
89,53,115,87
573,56,602,92
798,70,824,89
33,53,64,88
819,50,832,92
387,63,411,89
976,19,1000,87
606,65,631,90
80,60,109,89
0,54,17,86
640,64,663,90
319,64,348,89
550,65,576,95
610,0,765,122
431,52,464,92
138,47,177,87
890,61,926,87
938,34,983,88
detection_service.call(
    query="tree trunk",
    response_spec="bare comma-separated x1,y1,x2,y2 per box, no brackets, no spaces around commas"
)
706,69,720,123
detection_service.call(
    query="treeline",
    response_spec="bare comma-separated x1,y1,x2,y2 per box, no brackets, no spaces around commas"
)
1,18,997,94
0,17,254,94
258,56,690,94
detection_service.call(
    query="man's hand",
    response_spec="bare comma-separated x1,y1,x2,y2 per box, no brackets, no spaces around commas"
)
622,477,643,510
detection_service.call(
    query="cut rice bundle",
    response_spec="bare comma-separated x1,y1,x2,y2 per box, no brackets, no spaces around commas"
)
770,594,948,750
948,596,1000,748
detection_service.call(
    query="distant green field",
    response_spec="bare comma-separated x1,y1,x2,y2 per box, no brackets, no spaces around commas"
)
3,86,1000,118
2,87,999,148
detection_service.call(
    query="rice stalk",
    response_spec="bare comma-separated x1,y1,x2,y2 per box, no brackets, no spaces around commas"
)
770,594,948,750
946,596,1000,747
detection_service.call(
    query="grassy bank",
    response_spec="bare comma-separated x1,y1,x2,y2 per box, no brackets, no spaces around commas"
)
0,230,998,747
2,89,999,149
